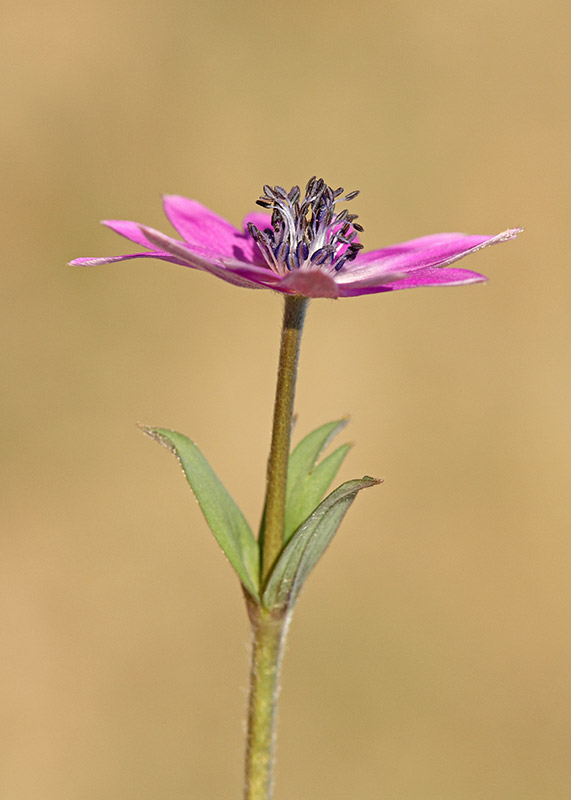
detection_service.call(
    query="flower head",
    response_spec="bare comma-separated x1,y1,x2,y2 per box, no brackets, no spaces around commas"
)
71,178,521,299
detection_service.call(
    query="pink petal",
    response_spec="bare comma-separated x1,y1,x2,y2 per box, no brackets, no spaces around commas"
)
102,220,158,249
218,258,280,284
344,228,522,281
70,252,189,267
243,212,272,233
338,267,487,297
275,270,340,298
241,211,274,264
139,225,276,290
350,233,482,266
333,269,407,291
162,195,262,263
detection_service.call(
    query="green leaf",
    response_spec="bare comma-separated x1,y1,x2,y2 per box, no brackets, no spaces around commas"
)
141,426,260,600
285,418,352,543
263,476,381,611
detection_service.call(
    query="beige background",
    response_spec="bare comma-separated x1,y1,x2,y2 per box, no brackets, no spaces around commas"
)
2,0,570,798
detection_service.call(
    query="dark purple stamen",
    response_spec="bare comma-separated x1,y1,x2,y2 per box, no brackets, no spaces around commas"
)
248,177,364,276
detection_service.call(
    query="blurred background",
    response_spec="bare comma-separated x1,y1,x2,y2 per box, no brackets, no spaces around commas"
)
2,0,570,797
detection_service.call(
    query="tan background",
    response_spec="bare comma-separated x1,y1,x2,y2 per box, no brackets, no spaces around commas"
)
2,0,570,797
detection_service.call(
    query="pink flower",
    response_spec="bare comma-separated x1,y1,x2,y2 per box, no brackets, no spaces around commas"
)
71,178,521,299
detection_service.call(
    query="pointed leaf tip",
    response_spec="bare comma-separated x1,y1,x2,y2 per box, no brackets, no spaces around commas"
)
263,475,381,612
285,417,353,543
140,425,260,601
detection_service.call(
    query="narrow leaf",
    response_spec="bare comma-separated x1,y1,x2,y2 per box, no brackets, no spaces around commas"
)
285,418,351,543
141,426,260,600
263,476,381,611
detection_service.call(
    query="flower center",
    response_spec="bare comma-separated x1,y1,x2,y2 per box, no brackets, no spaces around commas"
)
247,177,364,276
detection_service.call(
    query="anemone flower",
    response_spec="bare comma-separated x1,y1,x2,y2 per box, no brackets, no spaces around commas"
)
71,178,521,299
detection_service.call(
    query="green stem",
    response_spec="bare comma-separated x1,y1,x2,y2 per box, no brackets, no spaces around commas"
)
243,294,307,800
243,604,288,800
261,295,308,584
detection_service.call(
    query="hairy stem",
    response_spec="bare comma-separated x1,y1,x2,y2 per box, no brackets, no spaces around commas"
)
243,604,289,800
261,295,308,584
243,294,307,800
